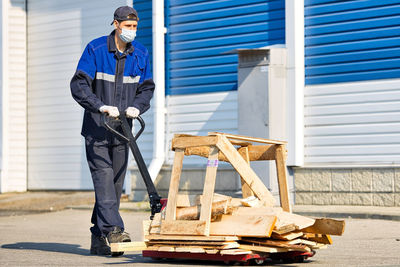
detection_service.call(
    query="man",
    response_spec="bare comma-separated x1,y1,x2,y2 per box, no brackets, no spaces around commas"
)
70,6,155,256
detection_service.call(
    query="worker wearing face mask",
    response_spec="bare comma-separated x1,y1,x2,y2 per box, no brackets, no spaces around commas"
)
70,6,155,256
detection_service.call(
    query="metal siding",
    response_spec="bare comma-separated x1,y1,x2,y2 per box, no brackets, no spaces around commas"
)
305,0,400,85
7,0,27,191
304,78,400,165
27,0,130,190
166,91,237,165
133,0,154,165
166,0,285,95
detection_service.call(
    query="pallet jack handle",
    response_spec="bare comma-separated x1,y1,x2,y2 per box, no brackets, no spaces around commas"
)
102,112,162,220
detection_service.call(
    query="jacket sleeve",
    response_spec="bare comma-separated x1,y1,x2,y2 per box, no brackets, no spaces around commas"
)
132,53,155,115
70,43,105,113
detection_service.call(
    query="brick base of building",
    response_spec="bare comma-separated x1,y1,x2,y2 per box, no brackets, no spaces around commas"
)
293,168,400,206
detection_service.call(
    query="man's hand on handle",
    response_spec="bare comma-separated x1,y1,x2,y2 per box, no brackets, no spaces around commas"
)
99,105,120,118
125,107,140,119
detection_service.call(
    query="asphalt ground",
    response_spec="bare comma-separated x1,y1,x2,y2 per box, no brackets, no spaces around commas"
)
1,209,400,266
1,191,400,266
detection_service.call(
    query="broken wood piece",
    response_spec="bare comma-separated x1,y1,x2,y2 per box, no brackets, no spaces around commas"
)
273,223,296,235
209,132,287,145
172,136,219,150
175,246,206,253
205,249,219,254
110,241,147,252
275,211,315,230
146,234,239,242
239,244,291,253
240,196,261,207
302,218,345,236
240,238,311,252
231,206,282,216
158,246,175,252
146,240,237,246
216,135,276,206
184,145,278,162
302,233,333,244
210,214,277,237
271,231,303,241
175,199,229,220
239,146,254,198
220,249,252,255
160,220,206,236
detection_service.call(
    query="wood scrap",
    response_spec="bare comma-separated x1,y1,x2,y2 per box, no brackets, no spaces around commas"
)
302,218,345,236
175,199,229,220
146,234,239,241
210,214,277,237
110,242,147,252
220,249,252,255
271,231,303,241
303,233,333,244
240,196,261,207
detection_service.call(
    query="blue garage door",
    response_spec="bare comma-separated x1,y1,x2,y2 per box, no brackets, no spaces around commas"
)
305,0,400,85
166,0,285,95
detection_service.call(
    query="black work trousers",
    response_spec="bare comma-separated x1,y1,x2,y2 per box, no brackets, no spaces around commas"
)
85,136,128,237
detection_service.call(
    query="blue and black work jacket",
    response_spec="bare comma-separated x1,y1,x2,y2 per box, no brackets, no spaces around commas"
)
70,30,155,141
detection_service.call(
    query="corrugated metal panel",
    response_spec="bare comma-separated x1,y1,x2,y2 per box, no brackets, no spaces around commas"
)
166,91,237,165
304,78,400,165
132,0,154,165
166,0,285,95
6,0,27,191
305,0,400,85
27,0,130,190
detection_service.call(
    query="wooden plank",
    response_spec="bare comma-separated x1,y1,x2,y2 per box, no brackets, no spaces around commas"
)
145,234,239,241
231,206,282,216
164,148,185,221
240,196,261,207
216,136,276,206
220,249,252,255
176,194,196,207
172,136,218,150
271,231,304,241
302,218,345,236
210,214,277,237
160,220,206,236
275,145,291,212
158,246,175,252
184,145,277,161
209,132,287,145
276,211,315,230
110,242,147,252
143,220,151,241
240,238,311,252
205,249,219,254
175,133,251,146
239,244,291,253
273,223,296,235
175,247,206,253
147,240,238,246
240,146,254,198
303,233,333,245
176,199,228,220
199,146,220,236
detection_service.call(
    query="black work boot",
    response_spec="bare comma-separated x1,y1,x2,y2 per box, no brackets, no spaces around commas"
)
107,226,131,257
90,234,111,255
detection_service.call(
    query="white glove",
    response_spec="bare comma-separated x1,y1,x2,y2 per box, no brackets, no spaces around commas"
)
99,105,120,118
126,107,140,118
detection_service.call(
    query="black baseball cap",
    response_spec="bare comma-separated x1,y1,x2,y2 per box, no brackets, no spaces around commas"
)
111,6,139,25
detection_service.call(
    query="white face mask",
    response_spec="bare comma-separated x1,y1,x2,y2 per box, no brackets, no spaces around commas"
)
119,28,136,43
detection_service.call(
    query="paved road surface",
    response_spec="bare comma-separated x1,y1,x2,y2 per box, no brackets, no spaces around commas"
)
1,209,399,266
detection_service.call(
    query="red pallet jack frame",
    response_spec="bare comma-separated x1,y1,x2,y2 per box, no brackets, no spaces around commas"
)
142,250,315,265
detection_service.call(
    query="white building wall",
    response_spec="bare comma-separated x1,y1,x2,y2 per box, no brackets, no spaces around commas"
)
166,91,238,166
27,0,131,190
0,0,27,193
304,78,400,166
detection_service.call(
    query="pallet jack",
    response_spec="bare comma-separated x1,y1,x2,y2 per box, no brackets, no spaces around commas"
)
103,114,315,265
